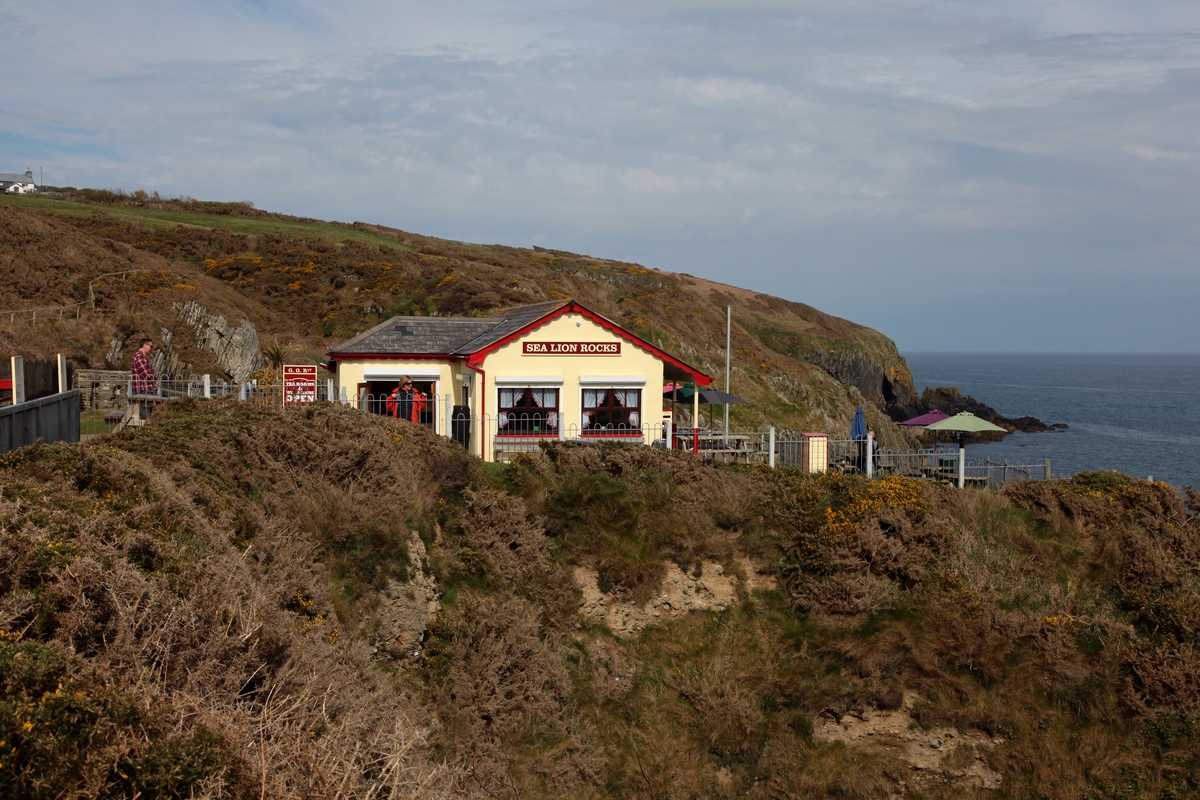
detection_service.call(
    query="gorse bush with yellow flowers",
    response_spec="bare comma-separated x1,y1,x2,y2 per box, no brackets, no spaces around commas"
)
0,634,244,798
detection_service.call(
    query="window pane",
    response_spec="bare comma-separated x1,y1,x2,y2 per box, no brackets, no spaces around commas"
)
498,386,559,435
581,388,641,433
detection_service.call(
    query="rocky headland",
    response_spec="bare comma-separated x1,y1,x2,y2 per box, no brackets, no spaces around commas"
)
917,385,1068,442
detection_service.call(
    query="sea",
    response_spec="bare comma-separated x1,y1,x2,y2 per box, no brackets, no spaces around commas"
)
903,353,1200,490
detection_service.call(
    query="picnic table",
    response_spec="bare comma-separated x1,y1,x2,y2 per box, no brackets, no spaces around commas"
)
673,430,756,463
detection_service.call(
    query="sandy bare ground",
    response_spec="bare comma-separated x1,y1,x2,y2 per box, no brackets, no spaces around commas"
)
813,693,1004,794
573,554,776,635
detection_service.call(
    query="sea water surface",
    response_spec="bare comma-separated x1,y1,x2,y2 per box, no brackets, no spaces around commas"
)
904,353,1200,490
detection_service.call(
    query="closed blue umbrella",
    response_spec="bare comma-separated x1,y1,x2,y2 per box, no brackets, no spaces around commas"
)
850,407,867,440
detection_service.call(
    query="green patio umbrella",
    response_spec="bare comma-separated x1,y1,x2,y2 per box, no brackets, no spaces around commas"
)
922,413,1007,488
923,412,1007,434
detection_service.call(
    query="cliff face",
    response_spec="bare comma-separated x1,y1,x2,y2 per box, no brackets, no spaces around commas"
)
1,194,920,433
728,289,922,423
772,338,921,421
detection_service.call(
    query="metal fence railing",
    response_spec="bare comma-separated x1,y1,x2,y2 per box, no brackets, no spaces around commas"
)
772,435,1050,487
69,373,1052,485
1,390,81,453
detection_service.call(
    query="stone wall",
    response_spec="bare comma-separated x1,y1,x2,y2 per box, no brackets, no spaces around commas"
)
75,369,132,410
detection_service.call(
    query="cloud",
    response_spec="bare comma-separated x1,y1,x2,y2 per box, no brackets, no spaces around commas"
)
2,0,1199,350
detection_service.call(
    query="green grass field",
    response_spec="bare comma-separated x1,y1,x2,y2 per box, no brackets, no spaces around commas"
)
80,408,118,435
0,194,414,250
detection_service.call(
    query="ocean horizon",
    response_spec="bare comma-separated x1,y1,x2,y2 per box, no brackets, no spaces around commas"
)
903,352,1200,490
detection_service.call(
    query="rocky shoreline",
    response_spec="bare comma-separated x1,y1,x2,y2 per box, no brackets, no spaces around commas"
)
916,386,1067,443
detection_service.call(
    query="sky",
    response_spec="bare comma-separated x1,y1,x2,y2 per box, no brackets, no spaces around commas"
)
3,0,1198,353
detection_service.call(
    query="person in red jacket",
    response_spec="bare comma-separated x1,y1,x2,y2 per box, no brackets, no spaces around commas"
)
386,381,401,418
388,377,427,424
410,381,427,424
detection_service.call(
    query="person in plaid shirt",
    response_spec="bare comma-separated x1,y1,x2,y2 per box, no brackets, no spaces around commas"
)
131,338,159,395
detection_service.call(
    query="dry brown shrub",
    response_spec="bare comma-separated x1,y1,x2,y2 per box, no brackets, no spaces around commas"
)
798,572,899,616
526,443,748,603
667,650,767,756
443,487,578,625
424,589,601,796
582,633,638,702
455,488,551,585
0,407,479,798
1122,638,1200,715
823,624,918,684
762,746,900,799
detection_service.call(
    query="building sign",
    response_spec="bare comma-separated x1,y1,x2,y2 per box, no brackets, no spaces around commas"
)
283,364,318,405
523,341,621,355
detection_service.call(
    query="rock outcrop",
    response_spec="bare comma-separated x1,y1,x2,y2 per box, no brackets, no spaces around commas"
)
921,386,1066,442
173,300,263,382
814,693,1004,794
370,532,441,659
573,555,777,636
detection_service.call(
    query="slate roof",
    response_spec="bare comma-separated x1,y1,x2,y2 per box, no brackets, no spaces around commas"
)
329,300,569,356
0,171,35,185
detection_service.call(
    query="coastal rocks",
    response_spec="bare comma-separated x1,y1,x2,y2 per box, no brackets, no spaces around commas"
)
920,386,1065,441
813,693,1004,794
756,328,922,421
370,532,440,659
573,555,776,635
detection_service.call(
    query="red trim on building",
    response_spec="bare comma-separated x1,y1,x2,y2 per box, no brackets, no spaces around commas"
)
465,301,711,385
464,361,486,458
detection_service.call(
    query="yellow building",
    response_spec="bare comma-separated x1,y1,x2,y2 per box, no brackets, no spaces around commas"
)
326,299,711,461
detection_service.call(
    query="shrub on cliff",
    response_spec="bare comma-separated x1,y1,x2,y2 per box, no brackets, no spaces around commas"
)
0,401,475,798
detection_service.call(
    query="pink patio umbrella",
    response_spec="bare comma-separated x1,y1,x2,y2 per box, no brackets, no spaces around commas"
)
899,409,951,426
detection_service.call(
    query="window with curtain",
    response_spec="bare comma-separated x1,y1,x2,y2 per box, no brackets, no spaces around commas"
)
580,388,641,434
497,387,559,435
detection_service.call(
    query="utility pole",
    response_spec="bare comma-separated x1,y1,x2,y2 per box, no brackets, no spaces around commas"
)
724,305,731,434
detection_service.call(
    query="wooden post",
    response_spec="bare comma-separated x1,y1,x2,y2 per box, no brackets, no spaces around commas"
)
1045,459,1052,481
57,354,68,393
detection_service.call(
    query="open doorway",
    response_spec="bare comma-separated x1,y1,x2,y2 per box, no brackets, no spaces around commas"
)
358,379,437,430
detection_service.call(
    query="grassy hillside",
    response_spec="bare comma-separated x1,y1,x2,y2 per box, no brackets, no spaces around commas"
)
1,191,919,439
2,402,1198,798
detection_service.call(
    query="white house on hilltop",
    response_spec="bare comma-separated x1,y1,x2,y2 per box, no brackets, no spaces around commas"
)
0,169,37,194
